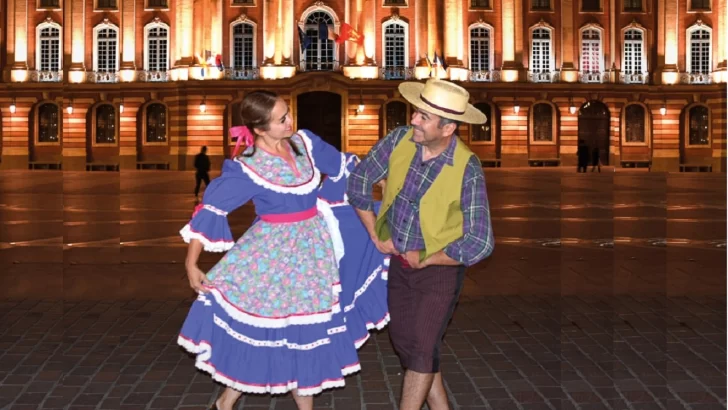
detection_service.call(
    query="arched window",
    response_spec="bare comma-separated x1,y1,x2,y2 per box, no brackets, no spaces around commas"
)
37,103,60,143
687,106,709,146
622,27,646,83
530,27,553,82
301,11,336,71
685,24,712,84
145,103,167,143
469,24,493,81
532,103,553,142
580,27,603,81
382,20,408,79
231,22,255,69
470,103,493,143
95,104,117,144
384,101,408,137
36,20,63,81
144,20,170,81
624,104,646,143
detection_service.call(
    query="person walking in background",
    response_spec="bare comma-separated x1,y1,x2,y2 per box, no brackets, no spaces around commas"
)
591,146,601,173
194,146,211,199
577,139,589,173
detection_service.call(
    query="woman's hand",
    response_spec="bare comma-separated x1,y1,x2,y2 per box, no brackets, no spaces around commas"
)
186,264,208,293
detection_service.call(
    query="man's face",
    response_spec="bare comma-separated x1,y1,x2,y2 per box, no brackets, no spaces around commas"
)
410,107,456,146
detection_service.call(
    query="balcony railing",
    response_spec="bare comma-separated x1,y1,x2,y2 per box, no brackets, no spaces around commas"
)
620,72,649,84
223,68,260,80
579,71,609,83
380,67,414,80
142,70,170,82
469,70,499,82
31,70,63,82
88,71,119,83
528,71,558,83
299,60,340,72
680,72,712,84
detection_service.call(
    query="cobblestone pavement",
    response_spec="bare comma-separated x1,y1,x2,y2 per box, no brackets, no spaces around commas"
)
0,296,725,410
0,170,725,409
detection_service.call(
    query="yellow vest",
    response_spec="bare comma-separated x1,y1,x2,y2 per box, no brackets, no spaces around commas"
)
374,128,475,262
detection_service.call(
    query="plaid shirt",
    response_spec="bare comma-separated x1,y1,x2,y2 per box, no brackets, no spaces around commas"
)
347,126,494,267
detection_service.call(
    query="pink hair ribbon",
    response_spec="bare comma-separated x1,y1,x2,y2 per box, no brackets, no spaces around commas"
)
230,126,254,158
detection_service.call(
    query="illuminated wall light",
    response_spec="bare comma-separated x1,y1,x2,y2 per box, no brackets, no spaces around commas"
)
357,90,365,114
119,103,124,113
569,105,577,114
66,100,74,115
199,98,207,113
9,98,16,114
660,105,667,116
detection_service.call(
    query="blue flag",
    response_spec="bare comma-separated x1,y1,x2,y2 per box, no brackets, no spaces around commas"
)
298,27,312,52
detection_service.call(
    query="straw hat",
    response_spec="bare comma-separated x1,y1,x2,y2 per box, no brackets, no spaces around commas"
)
398,79,487,124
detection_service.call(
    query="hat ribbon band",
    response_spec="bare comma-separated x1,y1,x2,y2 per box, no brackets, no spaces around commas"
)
420,94,466,115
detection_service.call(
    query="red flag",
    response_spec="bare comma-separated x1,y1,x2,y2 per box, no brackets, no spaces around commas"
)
337,23,364,44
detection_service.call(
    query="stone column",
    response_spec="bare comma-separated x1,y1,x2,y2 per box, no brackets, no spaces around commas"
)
120,0,136,71
658,0,679,84
262,0,275,64
500,0,519,80
68,0,86,82
560,0,578,82
426,0,439,59
281,0,294,65
363,0,376,63
274,0,283,64
10,0,29,81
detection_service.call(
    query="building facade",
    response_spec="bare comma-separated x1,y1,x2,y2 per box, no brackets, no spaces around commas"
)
0,0,725,171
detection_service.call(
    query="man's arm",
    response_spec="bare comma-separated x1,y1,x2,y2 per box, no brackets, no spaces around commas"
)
346,126,409,213
434,156,495,267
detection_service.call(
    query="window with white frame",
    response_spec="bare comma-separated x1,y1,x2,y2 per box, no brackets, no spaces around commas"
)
37,23,61,72
383,21,407,78
687,26,711,75
470,26,492,73
581,29,602,73
302,11,336,71
531,28,552,74
623,29,644,75
232,22,255,69
144,22,169,72
94,25,119,73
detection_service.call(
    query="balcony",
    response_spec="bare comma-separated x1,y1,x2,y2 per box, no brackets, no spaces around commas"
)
141,70,170,82
88,71,119,83
579,71,609,84
299,60,340,72
680,72,712,84
469,70,499,82
223,68,260,80
30,71,63,82
380,67,414,80
528,71,558,83
620,72,649,84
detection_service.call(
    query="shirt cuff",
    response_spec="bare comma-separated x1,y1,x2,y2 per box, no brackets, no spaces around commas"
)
347,194,374,212
442,244,464,265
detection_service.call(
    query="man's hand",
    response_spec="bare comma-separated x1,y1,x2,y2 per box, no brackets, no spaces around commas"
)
404,250,428,269
373,237,399,255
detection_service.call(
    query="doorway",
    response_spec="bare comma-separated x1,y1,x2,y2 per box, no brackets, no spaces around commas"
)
296,91,342,151
578,100,610,165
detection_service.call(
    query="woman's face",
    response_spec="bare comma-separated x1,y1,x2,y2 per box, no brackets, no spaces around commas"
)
257,98,294,141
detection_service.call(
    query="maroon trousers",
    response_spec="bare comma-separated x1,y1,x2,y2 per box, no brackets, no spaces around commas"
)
387,256,466,373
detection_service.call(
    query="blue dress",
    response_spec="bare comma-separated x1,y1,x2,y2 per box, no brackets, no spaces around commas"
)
177,130,389,396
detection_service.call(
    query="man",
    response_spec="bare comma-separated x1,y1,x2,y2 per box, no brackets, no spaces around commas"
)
194,146,211,199
347,79,495,410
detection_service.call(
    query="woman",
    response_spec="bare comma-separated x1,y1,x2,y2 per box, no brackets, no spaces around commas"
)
178,90,389,410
